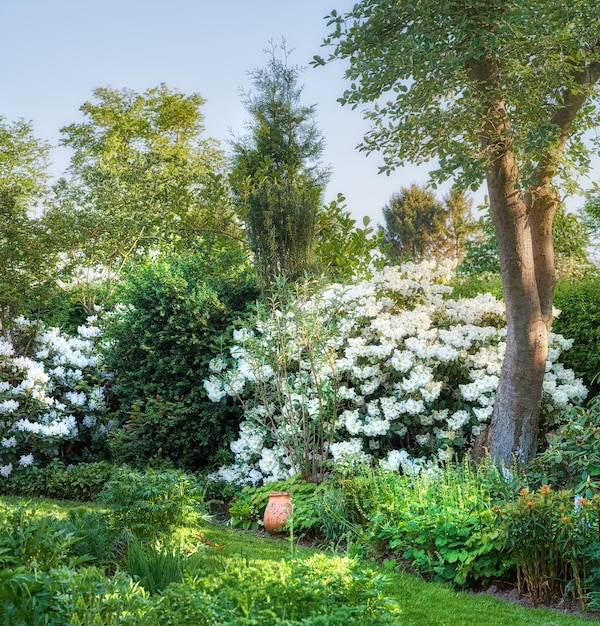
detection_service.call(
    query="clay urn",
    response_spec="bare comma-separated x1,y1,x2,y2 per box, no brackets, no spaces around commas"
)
263,491,292,534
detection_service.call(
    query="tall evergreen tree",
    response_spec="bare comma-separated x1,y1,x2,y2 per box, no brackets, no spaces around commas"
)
380,184,474,263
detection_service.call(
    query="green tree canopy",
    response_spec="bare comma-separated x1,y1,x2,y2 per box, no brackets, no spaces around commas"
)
314,194,387,280
317,0,600,465
0,117,58,336
379,184,474,263
459,205,594,278
46,84,237,313
583,193,600,264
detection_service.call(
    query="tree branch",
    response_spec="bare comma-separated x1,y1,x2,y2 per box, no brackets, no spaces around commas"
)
530,61,600,193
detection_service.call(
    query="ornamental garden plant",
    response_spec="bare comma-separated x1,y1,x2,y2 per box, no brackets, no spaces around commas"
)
0,315,113,476
206,260,587,485
2,256,600,615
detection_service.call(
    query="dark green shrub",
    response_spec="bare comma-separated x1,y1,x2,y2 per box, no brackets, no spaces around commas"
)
529,395,600,497
99,466,207,536
102,245,258,471
553,275,600,395
1,460,115,501
0,465,49,498
45,460,116,501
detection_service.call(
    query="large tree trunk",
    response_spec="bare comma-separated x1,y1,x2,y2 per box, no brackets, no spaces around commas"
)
469,56,600,466
472,151,552,466
467,53,559,466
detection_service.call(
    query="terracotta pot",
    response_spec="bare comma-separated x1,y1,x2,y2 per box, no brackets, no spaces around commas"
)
263,491,292,534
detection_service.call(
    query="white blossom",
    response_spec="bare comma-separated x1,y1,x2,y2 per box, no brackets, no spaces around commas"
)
203,376,227,402
64,391,87,406
204,261,587,484
82,414,97,427
0,463,13,477
18,454,34,467
0,339,14,357
447,410,471,431
0,400,19,413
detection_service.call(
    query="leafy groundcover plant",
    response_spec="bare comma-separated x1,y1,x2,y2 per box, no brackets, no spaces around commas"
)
1,459,115,501
322,458,600,609
228,473,320,533
339,459,516,587
529,395,600,497
0,496,400,625
1,492,597,626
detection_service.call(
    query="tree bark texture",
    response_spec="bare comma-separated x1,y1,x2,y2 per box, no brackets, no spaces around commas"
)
472,150,550,465
465,53,549,466
470,56,600,466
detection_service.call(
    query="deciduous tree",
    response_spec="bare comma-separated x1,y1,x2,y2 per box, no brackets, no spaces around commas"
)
0,117,57,336
316,0,600,465
47,84,236,313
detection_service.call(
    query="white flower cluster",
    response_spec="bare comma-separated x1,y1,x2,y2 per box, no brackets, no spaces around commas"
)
0,316,113,477
206,261,587,485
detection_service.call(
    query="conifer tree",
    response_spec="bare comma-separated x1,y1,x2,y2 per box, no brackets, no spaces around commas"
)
231,43,330,289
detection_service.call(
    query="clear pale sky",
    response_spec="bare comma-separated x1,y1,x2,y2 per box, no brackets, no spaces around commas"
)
0,0,460,224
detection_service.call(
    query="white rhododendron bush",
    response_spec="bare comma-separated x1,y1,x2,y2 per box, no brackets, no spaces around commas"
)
206,261,587,485
0,316,113,477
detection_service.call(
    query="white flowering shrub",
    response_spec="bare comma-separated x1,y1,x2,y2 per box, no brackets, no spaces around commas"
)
0,316,114,477
205,261,588,485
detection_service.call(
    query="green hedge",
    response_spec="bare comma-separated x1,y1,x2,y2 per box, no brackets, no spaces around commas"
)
103,245,258,471
0,460,116,501
553,275,600,396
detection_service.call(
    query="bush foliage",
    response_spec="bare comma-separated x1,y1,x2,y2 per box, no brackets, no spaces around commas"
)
553,275,600,396
1,460,115,501
339,460,516,587
102,245,258,471
207,261,586,485
529,395,600,497
98,466,207,537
